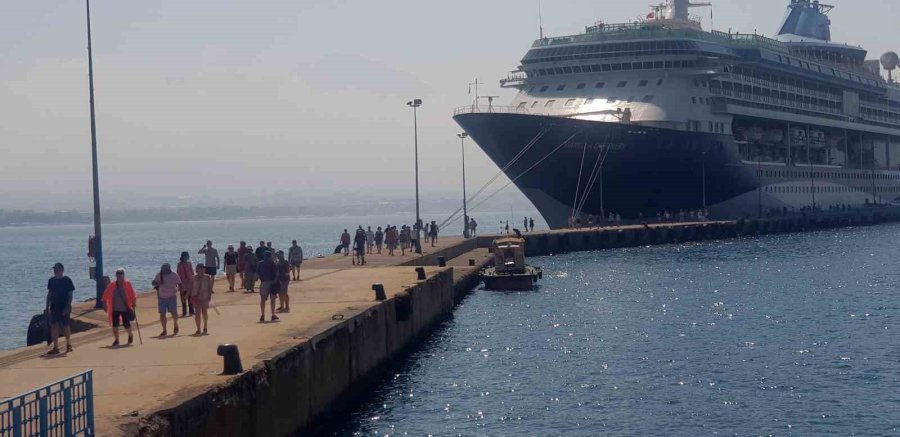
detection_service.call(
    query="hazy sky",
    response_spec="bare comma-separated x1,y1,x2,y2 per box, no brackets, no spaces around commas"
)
1,0,898,210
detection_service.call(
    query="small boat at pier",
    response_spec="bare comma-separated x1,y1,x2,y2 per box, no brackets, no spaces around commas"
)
482,236,542,291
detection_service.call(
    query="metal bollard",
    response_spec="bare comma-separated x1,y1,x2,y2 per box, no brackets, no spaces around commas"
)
415,267,426,280
217,344,243,375
437,256,447,267
372,283,386,301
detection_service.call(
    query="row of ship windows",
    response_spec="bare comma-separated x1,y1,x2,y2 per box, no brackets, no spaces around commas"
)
771,54,880,88
529,79,664,94
528,60,701,77
758,170,900,181
522,49,704,65
517,95,657,109
763,185,900,194
686,121,725,133
525,40,698,60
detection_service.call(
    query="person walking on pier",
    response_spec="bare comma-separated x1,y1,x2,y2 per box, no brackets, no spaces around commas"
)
524,217,528,232
223,245,238,292
255,241,268,261
470,218,478,237
237,241,249,282
198,241,220,280
276,251,291,313
152,263,181,337
429,221,439,246
288,240,304,281
375,227,384,254
257,251,279,322
385,226,397,256
102,268,137,347
529,217,535,232
45,263,75,355
177,252,194,316
366,226,375,255
354,226,367,265
340,230,351,256
399,226,409,256
243,250,259,293
190,264,213,335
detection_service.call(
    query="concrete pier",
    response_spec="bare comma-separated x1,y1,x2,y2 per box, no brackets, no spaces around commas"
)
1,207,899,435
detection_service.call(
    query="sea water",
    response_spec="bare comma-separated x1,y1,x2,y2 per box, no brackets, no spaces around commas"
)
335,224,900,435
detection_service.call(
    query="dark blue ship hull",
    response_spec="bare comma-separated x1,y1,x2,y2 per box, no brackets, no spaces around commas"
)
454,113,759,229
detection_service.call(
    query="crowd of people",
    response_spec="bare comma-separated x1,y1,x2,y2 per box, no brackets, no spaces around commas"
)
42,216,497,356
566,210,710,229
42,239,305,355
338,220,446,264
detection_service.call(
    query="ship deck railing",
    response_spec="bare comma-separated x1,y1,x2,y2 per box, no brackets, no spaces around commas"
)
453,105,531,117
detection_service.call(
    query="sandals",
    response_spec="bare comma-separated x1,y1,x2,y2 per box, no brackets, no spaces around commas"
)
127,335,134,345
66,345,74,353
259,315,265,322
173,326,179,335
271,315,279,322
160,331,168,338
111,340,119,347
46,348,60,356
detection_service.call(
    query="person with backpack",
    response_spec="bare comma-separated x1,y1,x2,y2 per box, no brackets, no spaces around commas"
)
243,249,259,292
102,268,137,347
152,263,181,337
276,251,292,313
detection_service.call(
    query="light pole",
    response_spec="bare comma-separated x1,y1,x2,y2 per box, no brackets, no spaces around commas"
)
458,133,469,238
86,0,105,308
407,99,423,254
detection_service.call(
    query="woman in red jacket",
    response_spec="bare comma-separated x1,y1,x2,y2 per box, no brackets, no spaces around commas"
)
102,268,137,347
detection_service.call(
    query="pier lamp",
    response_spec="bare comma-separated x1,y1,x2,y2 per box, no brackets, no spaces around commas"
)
407,99,423,254
458,133,470,238
86,0,105,308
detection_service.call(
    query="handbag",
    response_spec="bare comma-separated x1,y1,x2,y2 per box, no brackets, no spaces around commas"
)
116,285,136,322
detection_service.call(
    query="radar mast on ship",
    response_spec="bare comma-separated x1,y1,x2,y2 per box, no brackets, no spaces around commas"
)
647,0,712,29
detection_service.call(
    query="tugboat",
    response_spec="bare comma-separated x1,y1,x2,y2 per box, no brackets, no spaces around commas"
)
481,234,543,291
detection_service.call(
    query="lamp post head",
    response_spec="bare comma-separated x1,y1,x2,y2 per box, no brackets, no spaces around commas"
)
458,132,469,139
407,99,423,108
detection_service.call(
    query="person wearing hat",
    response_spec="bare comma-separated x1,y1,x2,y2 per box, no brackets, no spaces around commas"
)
152,263,181,337
102,268,137,347
45,263,75,355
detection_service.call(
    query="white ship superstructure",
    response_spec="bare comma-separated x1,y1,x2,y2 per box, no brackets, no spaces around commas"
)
454,0,900,228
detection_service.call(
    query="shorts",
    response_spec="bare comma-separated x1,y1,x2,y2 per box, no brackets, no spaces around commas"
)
158,296,178,314
260,281,275,300
225,265,237,276
290,261,302,268
205,267,218,276
49,308,70,327
112,311,131,328
279,279,289,295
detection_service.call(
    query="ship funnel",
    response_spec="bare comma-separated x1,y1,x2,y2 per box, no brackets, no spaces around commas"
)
777,0,833,41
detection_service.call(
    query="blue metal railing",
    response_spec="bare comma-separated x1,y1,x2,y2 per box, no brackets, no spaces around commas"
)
0,370,94,437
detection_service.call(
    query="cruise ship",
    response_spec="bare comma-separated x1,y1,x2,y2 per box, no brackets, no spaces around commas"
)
453,0,900,229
